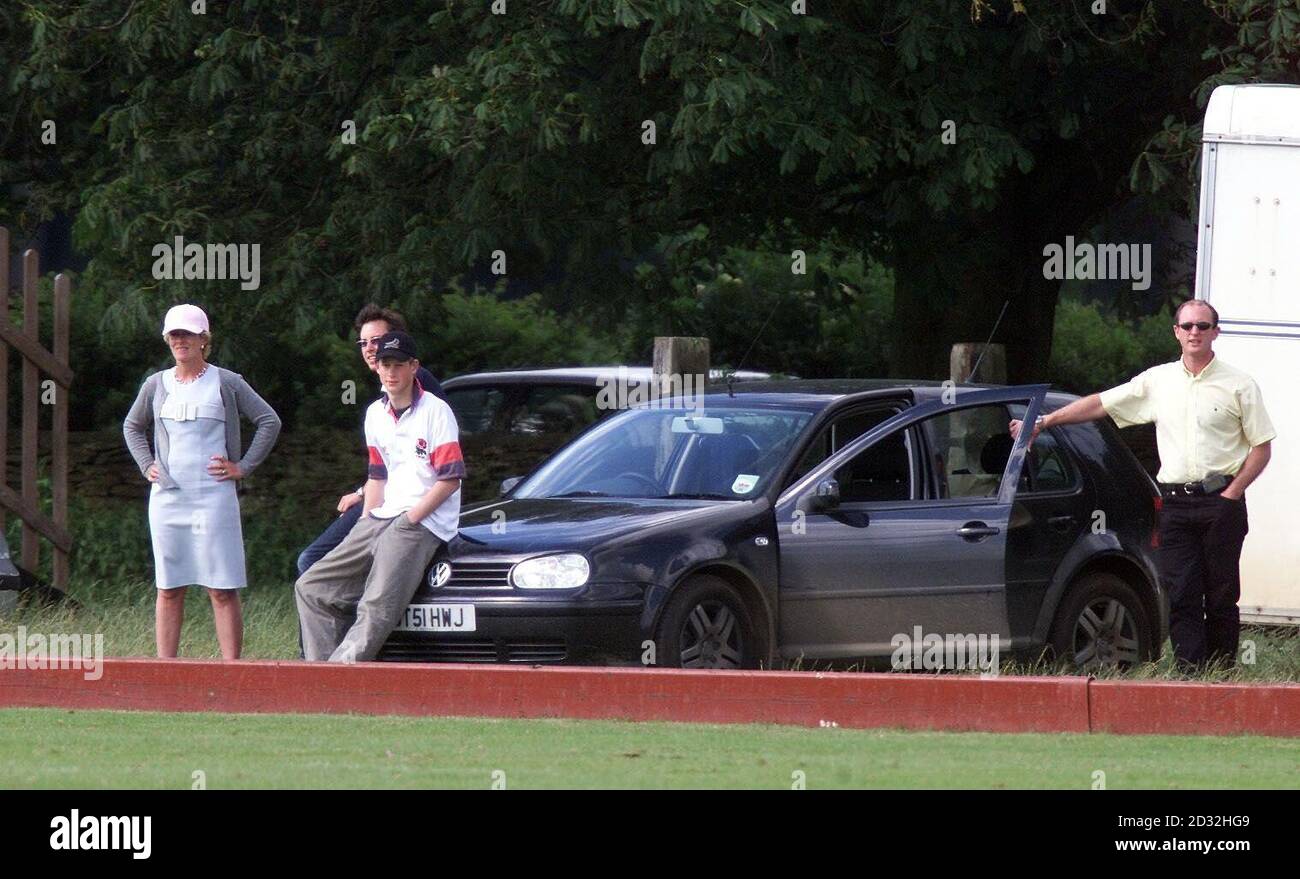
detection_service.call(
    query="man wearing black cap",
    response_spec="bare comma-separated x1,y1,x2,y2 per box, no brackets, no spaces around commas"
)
294,331,466,662
295,303,447,577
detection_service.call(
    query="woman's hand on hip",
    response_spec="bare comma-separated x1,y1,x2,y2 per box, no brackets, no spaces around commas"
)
208,456,243,481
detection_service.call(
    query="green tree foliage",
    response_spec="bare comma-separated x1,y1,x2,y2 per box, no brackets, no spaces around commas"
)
1048,297,1178,394
627,228,893,377
1134,0,1300,213
0,1,1242,417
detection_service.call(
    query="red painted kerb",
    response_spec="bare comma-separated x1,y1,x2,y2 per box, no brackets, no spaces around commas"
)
1,658,1297,737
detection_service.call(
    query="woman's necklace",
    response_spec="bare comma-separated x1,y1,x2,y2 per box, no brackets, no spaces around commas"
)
175,365,209,385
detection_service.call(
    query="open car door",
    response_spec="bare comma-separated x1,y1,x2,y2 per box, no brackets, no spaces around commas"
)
774,385,1047,661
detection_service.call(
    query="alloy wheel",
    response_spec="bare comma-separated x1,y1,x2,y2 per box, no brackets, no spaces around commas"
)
679,599,744,669
1071,597,1141,668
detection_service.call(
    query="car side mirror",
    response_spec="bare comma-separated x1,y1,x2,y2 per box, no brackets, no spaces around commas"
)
808,478,840,512
500,476,522,496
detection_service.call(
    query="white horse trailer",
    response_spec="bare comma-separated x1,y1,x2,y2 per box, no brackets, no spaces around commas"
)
1195,83,1300,624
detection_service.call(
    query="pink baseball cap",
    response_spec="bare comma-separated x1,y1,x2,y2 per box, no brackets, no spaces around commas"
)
161,304,210,336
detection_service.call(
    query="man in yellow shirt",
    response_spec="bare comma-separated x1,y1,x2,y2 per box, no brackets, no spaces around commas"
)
1011,300,1275,670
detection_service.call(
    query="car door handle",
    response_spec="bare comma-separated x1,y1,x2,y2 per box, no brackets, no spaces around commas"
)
1047,514,1075,531
956,522,1000,541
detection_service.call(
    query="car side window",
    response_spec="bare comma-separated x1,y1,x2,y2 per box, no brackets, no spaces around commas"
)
832,427,914,503
787,406,900,488
919,404,1016,499
446,387,508,435
507,385,600,435
1007,404,1078,493
1023,431,1074,492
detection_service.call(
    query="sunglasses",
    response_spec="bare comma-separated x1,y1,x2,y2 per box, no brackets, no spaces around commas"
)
1178,321,1215,332
356,336,385,349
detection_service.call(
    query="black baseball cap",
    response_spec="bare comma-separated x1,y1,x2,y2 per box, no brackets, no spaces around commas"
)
374,331,418,362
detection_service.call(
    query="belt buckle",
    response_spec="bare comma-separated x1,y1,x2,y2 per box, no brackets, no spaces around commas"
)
1181,482,1196,495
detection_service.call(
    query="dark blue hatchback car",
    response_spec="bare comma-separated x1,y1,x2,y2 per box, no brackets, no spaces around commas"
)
379,381,1166,671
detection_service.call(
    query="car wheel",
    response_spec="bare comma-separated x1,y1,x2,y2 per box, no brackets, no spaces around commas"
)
656,575,759,670
1050,572,1153,670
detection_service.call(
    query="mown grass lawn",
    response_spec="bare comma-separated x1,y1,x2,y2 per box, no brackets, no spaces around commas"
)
1,708,1297,789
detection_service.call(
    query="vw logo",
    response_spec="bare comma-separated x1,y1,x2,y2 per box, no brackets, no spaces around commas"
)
430,561,453,588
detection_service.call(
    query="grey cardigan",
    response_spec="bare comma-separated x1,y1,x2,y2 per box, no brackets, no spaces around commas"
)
123,366,282,490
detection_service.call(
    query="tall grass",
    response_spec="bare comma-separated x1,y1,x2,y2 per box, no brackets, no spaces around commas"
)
5,577,300,659
4,496,313,658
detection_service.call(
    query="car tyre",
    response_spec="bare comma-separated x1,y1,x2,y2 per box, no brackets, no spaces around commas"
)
1049,572,1154,670
656,575,759,670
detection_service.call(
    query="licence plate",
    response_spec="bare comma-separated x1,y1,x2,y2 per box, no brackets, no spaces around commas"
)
396,604,477,632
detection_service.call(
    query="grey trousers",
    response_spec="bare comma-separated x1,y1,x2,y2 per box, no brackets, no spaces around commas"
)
294,513,442,662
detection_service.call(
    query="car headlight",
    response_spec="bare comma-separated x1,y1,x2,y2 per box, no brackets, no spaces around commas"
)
510,554,590,590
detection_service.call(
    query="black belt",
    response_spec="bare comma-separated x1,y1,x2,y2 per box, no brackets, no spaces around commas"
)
1158,475,1234,497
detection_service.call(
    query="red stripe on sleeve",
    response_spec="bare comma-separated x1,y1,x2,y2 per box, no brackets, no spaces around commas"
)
430,442,462,468
367,445,388,480
430,441,466,480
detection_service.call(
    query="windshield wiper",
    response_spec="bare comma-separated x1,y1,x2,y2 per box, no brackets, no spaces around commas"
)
551,490,611,498
659,492,737,500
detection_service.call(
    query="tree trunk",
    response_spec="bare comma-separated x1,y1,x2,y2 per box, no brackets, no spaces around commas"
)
890,216,1057,384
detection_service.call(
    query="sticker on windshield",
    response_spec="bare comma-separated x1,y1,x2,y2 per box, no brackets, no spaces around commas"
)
731,474,759,494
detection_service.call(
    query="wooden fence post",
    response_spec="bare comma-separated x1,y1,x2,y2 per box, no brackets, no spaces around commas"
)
0,230,75,591
950,342,1006,384
0,227,8,537
652,336,710,392
21,249,39,571
53,273,71,589
652,337,710,474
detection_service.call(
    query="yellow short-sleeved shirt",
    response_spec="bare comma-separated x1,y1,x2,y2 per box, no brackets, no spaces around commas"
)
1098,356,1276,484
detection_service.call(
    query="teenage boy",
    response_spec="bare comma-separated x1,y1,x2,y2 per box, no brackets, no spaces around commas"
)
295,331,465,662
295,304,446,576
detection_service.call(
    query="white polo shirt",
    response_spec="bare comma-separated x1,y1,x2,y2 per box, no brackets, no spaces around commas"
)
1099,356,1275,484
364,381,465,540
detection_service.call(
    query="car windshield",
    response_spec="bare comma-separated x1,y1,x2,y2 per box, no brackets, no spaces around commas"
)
514,406,814,500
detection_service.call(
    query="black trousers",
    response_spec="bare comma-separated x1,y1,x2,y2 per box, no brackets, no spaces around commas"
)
1156,493,1249,669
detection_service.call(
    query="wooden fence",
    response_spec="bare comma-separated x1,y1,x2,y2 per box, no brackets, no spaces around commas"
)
0,226,73,590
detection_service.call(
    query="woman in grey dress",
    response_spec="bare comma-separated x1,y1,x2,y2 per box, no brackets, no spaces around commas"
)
123,304,280,659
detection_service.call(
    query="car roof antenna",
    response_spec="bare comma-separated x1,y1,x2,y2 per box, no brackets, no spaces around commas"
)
967,299,1010,384
729,297,783,397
